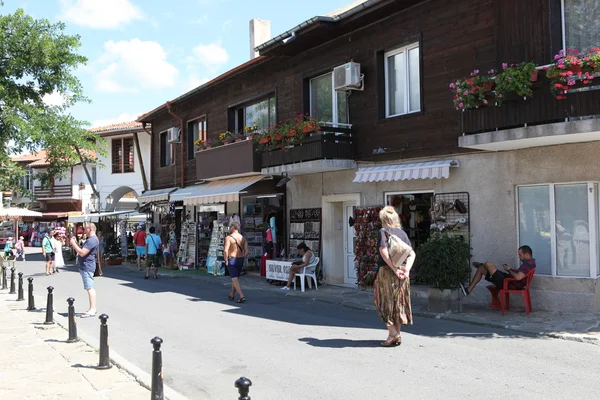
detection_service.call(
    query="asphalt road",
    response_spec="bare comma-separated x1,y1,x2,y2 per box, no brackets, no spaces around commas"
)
13,251,600,400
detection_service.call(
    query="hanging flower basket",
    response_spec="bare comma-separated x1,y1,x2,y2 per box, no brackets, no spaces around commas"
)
78,183,86,190
530,70,539,82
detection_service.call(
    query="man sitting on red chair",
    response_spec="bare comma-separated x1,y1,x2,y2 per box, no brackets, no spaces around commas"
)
460,245,536,296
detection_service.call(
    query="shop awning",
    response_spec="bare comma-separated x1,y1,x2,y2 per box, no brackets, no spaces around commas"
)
171,176,264,206
68,209,140,223
137,187,178,203
353,160,460,183
42,211,82,219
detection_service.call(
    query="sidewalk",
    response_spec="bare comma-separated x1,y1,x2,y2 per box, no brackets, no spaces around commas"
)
0,289,155,400
137,263,600,346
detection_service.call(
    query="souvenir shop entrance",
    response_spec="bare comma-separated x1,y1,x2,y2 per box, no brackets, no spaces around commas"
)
384,191,434,250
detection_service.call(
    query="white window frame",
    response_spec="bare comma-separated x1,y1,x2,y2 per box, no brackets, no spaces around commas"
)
516,182,599,279
309,72,349,125
384,42,421,118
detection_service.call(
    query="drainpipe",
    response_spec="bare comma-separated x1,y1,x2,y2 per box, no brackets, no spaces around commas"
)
142,122,153,193
141,122,152,136
166,102,185,189
133,131,149,192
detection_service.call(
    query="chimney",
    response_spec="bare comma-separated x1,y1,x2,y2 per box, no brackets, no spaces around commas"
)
249,18,271,59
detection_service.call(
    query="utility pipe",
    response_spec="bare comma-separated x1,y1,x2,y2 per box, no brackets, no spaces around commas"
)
166,102,185,189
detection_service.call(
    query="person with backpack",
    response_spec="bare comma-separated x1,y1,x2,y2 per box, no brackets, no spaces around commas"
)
376,206,416,347
145,226,162,280
42,232,55,275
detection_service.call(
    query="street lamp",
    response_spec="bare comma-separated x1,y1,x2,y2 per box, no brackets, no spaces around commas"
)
106,194,113,211
90,193,99,213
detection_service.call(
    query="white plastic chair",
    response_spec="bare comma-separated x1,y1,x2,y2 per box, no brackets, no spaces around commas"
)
294,257,320,292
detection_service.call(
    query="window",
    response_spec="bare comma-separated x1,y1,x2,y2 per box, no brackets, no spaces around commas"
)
91,166,97,185
384,43,421,117
19,169,31,191
562,0,600,53
309,73,348,124
187,116,207,160
111,138,134,173
160,131,172,167
236,95,276,132
517,183,598,278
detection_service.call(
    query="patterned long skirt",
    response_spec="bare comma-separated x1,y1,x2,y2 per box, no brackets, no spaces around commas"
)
374,266,412,326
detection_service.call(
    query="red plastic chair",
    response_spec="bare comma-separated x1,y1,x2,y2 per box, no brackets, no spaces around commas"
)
499,269,535,316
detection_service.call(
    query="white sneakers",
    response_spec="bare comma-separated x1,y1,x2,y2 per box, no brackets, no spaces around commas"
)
280,286,290,291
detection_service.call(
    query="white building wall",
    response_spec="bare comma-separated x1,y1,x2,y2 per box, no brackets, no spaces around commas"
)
96,131,151,211
287,140,600,313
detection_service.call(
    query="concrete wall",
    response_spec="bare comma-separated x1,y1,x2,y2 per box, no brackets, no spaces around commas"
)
287,141,600,313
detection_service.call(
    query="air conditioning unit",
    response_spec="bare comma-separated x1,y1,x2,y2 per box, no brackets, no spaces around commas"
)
333,61,363,91
167,127,180,143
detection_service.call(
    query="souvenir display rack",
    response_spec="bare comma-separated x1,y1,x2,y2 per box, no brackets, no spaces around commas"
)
177,221,197,269
352,206,383,288
288,208,321,259
206,219,228,274
242,202,265,260
431,192,470,242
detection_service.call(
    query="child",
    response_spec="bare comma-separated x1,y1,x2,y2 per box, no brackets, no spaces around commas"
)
3,237,14,260
14,236,25,261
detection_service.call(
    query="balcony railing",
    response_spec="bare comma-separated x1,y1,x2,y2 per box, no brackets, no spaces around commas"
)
33,184,74,200
260,127,354,169
196,139,260,180
461,78,600,135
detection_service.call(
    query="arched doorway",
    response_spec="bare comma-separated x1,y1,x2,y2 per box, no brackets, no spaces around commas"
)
106,186,139,212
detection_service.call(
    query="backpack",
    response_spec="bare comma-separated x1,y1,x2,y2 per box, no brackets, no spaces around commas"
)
381,228,413,269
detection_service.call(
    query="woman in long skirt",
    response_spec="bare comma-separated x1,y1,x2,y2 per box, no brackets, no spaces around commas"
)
374,205,416,347
52,233,65,273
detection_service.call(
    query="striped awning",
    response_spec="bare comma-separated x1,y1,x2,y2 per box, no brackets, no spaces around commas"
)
171,176,264,206
353,160,459,183
137,187,178,203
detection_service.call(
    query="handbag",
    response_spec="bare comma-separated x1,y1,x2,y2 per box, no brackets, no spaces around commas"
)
150,234,163,257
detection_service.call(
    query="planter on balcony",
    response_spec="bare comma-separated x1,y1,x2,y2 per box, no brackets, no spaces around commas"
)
196,140,261,180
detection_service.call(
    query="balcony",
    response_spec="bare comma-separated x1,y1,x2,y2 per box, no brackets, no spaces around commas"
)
459,77,600,151
260,127,355,176
195,139,260,180
33,184,74,201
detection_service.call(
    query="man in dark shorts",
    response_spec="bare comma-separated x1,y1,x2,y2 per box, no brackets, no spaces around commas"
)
42,231,55,275
145,226,162,279
223,221,247,303
460,245,536,296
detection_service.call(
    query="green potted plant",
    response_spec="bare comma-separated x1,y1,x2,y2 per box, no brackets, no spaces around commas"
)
449,69,495,110
413,233,471,313
494,61,537,105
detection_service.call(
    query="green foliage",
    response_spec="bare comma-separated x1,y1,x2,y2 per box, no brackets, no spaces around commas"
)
413,233,471,290
494,61,537,105
0,9,103,190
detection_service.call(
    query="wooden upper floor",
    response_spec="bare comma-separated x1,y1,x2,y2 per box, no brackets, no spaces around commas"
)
139,0,596,189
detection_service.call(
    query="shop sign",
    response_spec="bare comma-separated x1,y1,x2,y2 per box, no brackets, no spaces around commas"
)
266,260,294,281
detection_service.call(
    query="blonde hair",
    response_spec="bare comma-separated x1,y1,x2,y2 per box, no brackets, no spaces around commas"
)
379,205,402,228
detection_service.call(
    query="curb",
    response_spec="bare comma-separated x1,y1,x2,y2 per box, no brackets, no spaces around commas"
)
34,293,189,400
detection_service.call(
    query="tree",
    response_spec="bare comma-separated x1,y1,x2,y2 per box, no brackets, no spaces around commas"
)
0,9,102,191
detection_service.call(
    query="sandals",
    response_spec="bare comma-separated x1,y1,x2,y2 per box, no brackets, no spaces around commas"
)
227,294,234,300
80,312,96,318
235,297,246,304
380,335,401,347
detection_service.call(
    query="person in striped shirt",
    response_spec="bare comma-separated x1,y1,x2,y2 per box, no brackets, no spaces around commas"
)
460,245,536,296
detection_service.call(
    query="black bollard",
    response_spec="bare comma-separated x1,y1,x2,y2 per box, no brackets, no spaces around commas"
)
97,314,112,369
44,286,55,325
9,267,16,294
66,297,78,343
27,277,35,310
17,272,24,301
1,266,7,290
235,377,252,400
150,337,164,400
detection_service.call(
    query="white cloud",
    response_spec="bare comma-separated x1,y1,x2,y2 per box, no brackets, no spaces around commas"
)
59,0,144,29
94,39,179,93
91,112,142,128
189,42,229,72
42,92,66,107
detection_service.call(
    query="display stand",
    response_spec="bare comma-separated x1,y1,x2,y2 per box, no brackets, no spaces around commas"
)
352,206,383,288
289,208,321,259
242,204,265,262
206,219,228,274
177,221,197,269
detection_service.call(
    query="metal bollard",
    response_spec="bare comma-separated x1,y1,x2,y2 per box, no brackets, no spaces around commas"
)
235,377,252,400
9,267,16,294
66,298,78,343
1,266,7,290
151,337,164,400
17,272,24,301
44,286,55,325
27,277,35,310
97,314,112,369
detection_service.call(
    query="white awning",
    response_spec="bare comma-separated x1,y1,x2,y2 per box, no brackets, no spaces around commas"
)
0,207,43,218
170,176,264,206
353,160,459,183
138,187,178,203
68,210,141,223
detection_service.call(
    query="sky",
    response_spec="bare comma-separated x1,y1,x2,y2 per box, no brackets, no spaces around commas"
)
5,0,358,127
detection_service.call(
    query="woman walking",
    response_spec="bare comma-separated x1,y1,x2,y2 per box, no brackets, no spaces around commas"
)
224,221,247,303
375,206,416,347
15,236,25,261
53,232,65,273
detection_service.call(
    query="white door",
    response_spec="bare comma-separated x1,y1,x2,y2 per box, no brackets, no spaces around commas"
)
343,202,357,284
